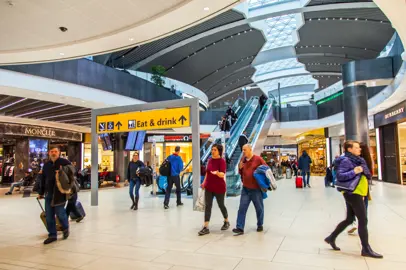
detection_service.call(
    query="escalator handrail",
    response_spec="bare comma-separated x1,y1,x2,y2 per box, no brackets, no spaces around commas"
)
231,99,273,174
199,99,244,160
201,98,254,163
225,97,259,159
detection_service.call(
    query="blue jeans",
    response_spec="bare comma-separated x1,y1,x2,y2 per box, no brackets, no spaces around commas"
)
45,195,69,238
236,187,264,230
332,170,337,186
302,171,311,186
8,181,23,193
129,178,141,201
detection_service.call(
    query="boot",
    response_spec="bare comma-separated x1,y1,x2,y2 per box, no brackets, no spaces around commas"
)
324,236,340,251
361,245,383,259
134,196,139,211
130,197,135,210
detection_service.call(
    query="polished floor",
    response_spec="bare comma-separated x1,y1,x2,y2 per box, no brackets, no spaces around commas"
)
0,177,405,270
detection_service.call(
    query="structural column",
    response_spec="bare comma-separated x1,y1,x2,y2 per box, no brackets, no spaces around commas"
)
343,85,369,145
114,133,127,182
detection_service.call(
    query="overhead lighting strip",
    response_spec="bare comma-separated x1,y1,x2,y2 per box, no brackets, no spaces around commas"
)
16,104,67,117
0,98,27,111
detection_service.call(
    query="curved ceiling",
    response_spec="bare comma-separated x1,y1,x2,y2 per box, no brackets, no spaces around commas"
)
295,6,395,90
0,0,240,64
101,9,266,102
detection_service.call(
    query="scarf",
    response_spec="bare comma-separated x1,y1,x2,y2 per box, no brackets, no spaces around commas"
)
344,152,364,166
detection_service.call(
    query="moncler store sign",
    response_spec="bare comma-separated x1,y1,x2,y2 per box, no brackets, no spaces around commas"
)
0,123,82,141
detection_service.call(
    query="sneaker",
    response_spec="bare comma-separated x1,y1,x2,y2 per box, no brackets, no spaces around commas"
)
232,228,244,236
5,192,11,195
307,185,311,188
76,217,84,223
164,204,169,209
43,237,57,245
257,226,264,232
63,229,70,240
221,222,230,231
177,202,184,207
198,227,210,236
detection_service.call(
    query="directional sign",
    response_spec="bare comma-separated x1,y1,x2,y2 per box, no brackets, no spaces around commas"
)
96,107,190,134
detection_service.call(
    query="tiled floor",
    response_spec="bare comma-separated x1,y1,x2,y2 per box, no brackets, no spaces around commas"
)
0,177,405,270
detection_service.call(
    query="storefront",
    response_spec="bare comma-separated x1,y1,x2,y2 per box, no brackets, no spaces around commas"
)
0,123,82,183
328,123,378,177
144,134,193,173
82,133,115,172
374,100,406,185
296,129,327,176
261,145,297,164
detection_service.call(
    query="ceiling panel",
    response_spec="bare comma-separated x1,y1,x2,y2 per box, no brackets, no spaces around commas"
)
295,7,394,89
107,10,246,68
211,88,264,109
0,95,91,127
307,0,373,7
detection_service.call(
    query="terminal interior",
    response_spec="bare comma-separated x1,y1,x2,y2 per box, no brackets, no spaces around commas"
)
0,0,406,269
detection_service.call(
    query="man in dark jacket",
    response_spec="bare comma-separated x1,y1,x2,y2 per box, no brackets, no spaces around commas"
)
38,146,71,245
126,153,145,210
238,131,249,151
298,150,312,188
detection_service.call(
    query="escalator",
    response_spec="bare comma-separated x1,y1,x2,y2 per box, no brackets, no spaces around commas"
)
226,98,274,196
156,98,247,194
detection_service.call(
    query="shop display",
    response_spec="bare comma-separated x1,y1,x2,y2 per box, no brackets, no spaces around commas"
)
298,136,326,176
29,139,48,173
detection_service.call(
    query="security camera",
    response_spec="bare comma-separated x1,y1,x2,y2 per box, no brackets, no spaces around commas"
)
59,26,68,32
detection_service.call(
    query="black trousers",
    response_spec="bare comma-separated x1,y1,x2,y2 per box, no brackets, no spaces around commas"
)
66,193,81,219
330,193,369,248
164,176,181,205
204,191,228,222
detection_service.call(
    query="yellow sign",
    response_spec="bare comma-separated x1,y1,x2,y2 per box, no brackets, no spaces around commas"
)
96,107,190,134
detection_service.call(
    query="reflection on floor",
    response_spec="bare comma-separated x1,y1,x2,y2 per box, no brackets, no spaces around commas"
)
0,177,405,270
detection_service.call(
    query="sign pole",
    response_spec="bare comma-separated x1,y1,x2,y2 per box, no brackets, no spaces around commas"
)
191,99,200,208
90,111,99,206
152,139,157,196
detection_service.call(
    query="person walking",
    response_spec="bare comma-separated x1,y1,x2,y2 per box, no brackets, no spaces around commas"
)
198,144,230,236
298,150,312,188
238,131,249,151
324,140,383,259
348,142,373,235
37,146,71,245
164,146,184,209
126,153,145,210
232,144,267,236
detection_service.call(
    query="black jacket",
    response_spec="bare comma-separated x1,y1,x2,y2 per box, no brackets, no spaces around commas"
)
39,158,71,206
127,160,145,181
238,134,249,147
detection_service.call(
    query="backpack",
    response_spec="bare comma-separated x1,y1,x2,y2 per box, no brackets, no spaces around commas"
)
159,159,171,177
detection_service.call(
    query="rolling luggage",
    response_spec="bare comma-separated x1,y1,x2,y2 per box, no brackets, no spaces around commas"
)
69,200,86,220
286,168,292,179
295,176,303,188
37,198,63,231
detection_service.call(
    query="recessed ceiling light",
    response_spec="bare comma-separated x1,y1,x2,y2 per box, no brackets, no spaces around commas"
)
59,52,65,56
129,37,134,41
203,7,209,11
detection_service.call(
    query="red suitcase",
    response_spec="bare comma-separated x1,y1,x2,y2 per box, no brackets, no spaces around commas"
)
296,176,303,188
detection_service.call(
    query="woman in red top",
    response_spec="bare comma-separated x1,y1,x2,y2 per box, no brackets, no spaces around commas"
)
198,144,229,236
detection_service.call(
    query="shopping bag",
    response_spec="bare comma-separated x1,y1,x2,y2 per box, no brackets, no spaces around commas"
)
194,188,205,212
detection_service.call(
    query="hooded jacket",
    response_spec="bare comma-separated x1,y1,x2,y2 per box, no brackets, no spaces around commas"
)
298,152,312,172
335,153,371,193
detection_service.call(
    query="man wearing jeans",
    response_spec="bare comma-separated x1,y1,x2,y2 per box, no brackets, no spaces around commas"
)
233,144,267,236
164,146,184,209
298,150,312,188
38,146,71,245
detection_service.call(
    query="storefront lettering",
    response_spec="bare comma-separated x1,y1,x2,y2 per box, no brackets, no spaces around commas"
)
384,107,405,119
24,127,56,137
